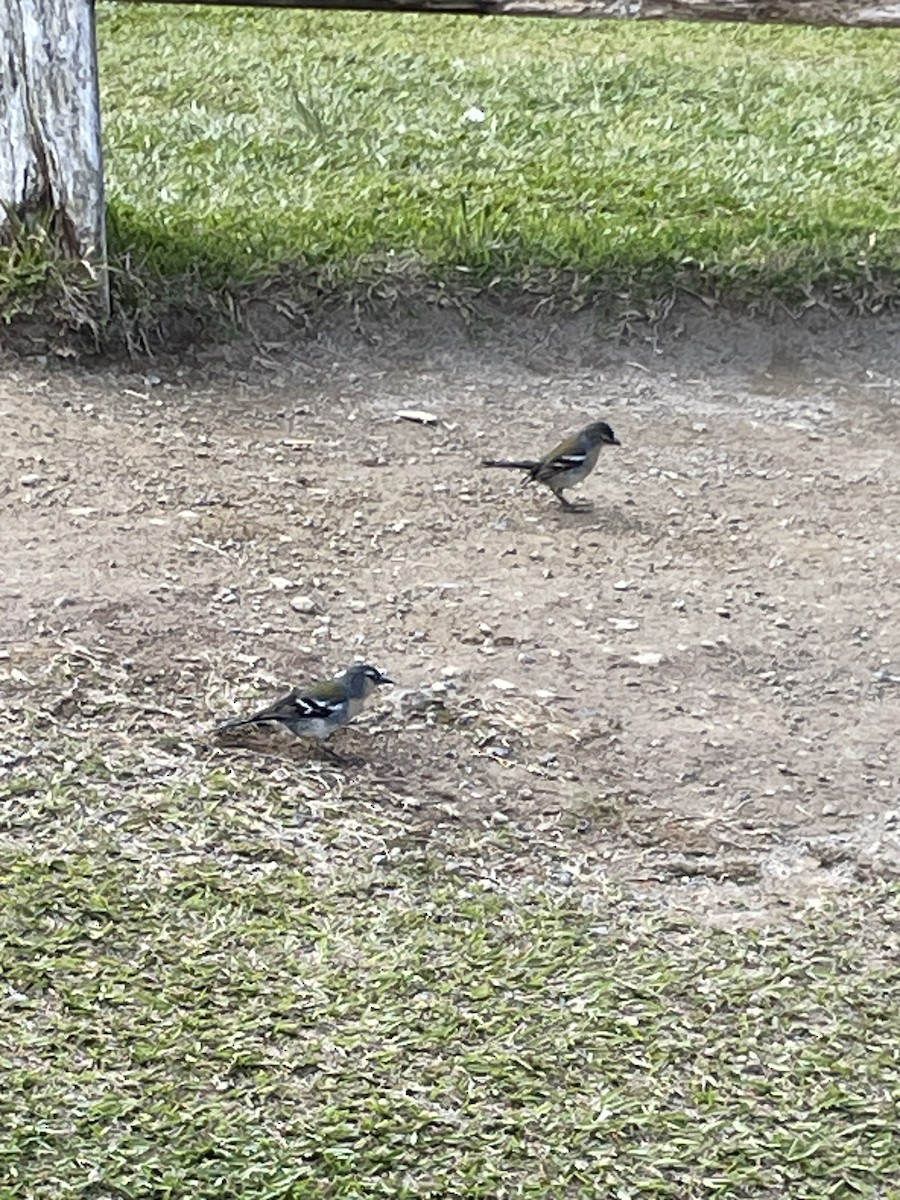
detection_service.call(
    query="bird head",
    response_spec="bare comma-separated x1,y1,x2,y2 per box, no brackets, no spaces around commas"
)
344,662,394,698
584,421,621,447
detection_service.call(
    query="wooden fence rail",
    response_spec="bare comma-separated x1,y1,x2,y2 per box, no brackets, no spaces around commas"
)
123,1,900,25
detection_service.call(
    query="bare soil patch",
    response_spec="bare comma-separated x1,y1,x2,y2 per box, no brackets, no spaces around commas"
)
3,301,899,921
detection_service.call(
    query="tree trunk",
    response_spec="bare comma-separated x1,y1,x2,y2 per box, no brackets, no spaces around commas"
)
126,0,900,28
1,0,107,309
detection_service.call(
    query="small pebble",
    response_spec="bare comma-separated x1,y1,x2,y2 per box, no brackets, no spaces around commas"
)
631,651,663,667
290,595,318,615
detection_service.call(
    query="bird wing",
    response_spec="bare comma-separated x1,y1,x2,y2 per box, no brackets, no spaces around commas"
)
285,682,346,721
244,683,343,723
533,438,588,480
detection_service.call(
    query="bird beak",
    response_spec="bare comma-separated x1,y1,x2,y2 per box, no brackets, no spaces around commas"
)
611,435,621,446
380,674,394,686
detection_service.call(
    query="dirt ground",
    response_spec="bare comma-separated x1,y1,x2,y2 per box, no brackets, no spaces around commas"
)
2,301,900,922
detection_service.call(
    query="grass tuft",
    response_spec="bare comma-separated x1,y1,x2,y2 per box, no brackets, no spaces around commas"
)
0,210,105,339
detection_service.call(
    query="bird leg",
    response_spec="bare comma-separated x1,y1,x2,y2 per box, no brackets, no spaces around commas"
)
554,489,592,511
318,743,365,767
553,489,577,510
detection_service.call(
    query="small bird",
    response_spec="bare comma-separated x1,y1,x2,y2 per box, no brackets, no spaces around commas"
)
216,662,393,754
481,420,621,508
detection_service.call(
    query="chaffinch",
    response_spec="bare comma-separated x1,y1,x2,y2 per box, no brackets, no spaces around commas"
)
216,662,393,748
482,420,620,508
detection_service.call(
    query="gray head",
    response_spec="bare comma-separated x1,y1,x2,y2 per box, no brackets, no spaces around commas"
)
583,421,620,448
342,662,394,698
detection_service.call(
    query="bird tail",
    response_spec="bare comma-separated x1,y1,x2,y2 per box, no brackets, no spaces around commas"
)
481,459,539,470
216,714,258,733
216,708,276,733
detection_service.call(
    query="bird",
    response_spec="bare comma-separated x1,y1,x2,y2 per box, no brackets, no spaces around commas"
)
216,662,393,756
481,420,621,508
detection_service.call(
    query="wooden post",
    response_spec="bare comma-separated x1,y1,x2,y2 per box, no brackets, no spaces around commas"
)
1,0,108,313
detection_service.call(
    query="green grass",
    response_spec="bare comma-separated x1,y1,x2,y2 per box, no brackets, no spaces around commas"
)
2,720,900,1199
89,5,900,312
